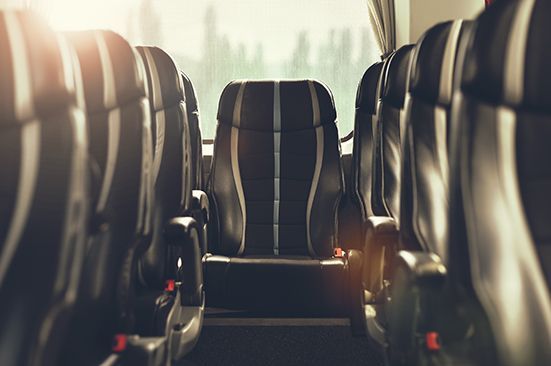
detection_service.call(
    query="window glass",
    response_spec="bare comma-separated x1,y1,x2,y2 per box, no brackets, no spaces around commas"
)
47,0,380,138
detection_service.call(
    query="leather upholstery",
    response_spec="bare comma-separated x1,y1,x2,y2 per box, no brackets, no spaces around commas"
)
136,46,191,290
0,11,89,366
372,45,415,222
204,255,349,315
352,62,384,221
209,80,344,258
62,30,153,364
181,72,204,190
400,20,473,258
449,0,551,364
206,79,349,312
134,49,207,358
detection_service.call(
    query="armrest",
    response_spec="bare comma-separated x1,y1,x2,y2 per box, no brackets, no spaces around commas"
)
164,217,203,306
394,251,447,288
363,216,399,295
192,190,210,222
365,216,398,236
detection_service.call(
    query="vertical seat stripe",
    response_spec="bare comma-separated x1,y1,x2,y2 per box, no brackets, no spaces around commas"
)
378,53,396,217
97,109,121,212
134,50,152,235
95,33,120,213
180,101,190,209
5,12,34,121
434,106,449,192
138,99,153,235
273,81,281,255
232,82,247,255
152,111,165,186
439,20,463,104
306,80,323,257
143,48,165,186
434,20,463,196
504,0,535,104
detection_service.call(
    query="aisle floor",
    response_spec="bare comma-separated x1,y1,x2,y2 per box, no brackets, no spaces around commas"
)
179,318,385,366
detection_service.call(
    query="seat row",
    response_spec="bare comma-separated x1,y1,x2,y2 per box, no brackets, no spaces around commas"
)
0,11,206,366
350,1,551,365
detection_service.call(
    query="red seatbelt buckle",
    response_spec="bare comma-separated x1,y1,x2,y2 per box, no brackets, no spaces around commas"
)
425,332,441,351
165,279,175,292
333,247,345,258
112,334,127,353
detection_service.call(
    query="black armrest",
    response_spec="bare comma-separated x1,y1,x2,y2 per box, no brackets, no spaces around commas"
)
394,251,447,288
365,216,398,236
363,216,399,295
164,217,203,306
192,190,210,222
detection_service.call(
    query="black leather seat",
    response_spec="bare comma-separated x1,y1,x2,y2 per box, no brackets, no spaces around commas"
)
181,71,204,191
400,20,473,256
444,0,551,363
135,46,203,360
135,46,192,293
351,62,384,233
363,45,414,294
0,11,89,366
205,80,361,316
389,2,551,364
372,45,414,220
386,19,473,364
62,31,153,365
180,71,210,256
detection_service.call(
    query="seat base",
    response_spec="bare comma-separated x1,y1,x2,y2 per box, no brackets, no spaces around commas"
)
203,254,350,316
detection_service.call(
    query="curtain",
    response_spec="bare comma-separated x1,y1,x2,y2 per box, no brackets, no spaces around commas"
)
367,0,397,59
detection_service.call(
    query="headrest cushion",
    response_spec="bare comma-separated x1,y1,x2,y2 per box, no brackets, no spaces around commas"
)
217,79,336,132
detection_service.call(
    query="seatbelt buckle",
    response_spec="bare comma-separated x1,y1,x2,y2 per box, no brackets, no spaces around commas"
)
112,334,127,353
333,247,345,258
425,332,441,351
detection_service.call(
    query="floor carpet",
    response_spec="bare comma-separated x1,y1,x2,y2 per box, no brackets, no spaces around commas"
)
178,318,385,366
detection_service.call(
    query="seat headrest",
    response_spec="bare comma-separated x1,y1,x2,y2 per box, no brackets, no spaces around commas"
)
136,46,184,111
382,44,415,109
181,71,199,113
462,0,551,112
217,79,336,132
66,30,147,113
410,21,473,106
0,11,78,125
356,62,384,114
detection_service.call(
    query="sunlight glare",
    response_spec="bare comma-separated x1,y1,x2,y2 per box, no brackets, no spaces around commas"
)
48,0,132,33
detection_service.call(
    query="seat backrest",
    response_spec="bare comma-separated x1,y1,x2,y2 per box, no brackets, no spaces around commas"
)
136,46,191,288
0,11,89,365
399,20,473,258
181,71,204,191
209,80,344,258
64,30,152,355
372,45,414,222
450,0,551,364
352,62,384,221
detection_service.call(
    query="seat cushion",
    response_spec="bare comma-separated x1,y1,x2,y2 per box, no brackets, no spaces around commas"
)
204,254,349,315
